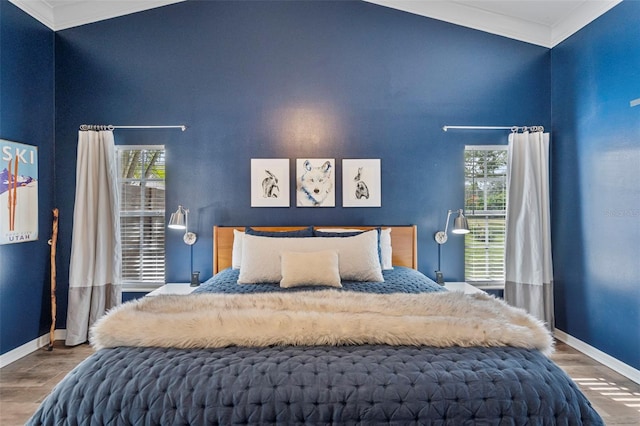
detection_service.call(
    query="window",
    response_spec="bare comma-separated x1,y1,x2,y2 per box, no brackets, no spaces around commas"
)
464,146,508,286
116,146,166,291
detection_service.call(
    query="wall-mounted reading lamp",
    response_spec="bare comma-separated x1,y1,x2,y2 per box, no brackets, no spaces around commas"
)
434,209,470,284
168,205,199,286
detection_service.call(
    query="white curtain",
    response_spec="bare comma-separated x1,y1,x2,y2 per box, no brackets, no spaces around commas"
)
66,130,121,346
504,131,554,329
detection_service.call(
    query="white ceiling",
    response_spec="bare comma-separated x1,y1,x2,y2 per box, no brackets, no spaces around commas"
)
9,0,622,48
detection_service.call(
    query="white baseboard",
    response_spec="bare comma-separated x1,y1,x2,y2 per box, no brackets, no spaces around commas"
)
0,329,67,368
554,329,640,384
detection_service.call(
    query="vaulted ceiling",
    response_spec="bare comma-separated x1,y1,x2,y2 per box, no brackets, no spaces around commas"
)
9,0,621,48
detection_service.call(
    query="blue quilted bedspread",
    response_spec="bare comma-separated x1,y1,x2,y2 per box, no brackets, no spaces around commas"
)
28,268,603,425
194,266,447,295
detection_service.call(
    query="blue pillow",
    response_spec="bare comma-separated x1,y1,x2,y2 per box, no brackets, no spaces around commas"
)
245,226,314,237
312,230,363,237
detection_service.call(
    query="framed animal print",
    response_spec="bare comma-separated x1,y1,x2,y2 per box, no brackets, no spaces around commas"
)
251,159,289,207
296,158,335,207
342,159,381,207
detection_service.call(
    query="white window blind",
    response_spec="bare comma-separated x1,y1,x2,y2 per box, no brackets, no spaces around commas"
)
117,146,166,290
464,145,507,286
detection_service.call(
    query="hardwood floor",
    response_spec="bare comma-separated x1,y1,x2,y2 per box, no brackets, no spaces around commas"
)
552,341,640,425
1,340,638,425
0,342,94,425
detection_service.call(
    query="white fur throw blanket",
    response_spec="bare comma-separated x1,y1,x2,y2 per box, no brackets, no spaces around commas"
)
91,290,553,355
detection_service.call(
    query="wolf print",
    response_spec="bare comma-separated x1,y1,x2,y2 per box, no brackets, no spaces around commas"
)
354,167,370,199
261,170,279,198
297,160,333,206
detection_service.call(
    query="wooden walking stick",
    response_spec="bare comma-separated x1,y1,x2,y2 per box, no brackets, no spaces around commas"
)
48,208,59,351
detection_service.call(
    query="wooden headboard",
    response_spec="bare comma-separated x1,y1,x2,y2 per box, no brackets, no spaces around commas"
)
213,225,417,273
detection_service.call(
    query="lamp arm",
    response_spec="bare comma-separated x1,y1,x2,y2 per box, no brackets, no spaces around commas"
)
182,208,198,245
434,209,454,244
443,210,453,235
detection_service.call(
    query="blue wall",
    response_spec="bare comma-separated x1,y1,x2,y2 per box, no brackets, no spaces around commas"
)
53,0,549,304
0,2,55,354
551,1,640,370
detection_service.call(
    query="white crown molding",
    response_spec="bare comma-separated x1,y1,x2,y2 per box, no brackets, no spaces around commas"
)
9,0,185,31
365,0,622,48
8,0,56,30
550,0,621,47
53,0,185,31
6,1,624,46
366,0,552,47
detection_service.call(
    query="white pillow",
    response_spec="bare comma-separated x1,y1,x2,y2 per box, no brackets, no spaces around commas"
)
238,230,383,284
280,250,342,288
315,227,393,270
235,228,392,270
232,229,244,269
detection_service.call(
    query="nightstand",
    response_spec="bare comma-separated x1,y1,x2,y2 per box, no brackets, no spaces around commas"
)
146,283,197,296
443,282,486,294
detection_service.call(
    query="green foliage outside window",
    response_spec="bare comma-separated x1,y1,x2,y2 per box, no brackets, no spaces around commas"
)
117,147,166,288
464,147,507,285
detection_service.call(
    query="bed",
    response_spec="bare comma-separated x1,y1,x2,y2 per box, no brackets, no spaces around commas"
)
28,225,603,425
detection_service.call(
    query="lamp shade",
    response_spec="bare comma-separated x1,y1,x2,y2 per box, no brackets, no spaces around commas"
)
168,205,186,229
452,212,470,234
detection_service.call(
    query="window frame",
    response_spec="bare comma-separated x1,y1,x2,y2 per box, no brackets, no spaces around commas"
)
116,145,166,292
464,145,508,288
